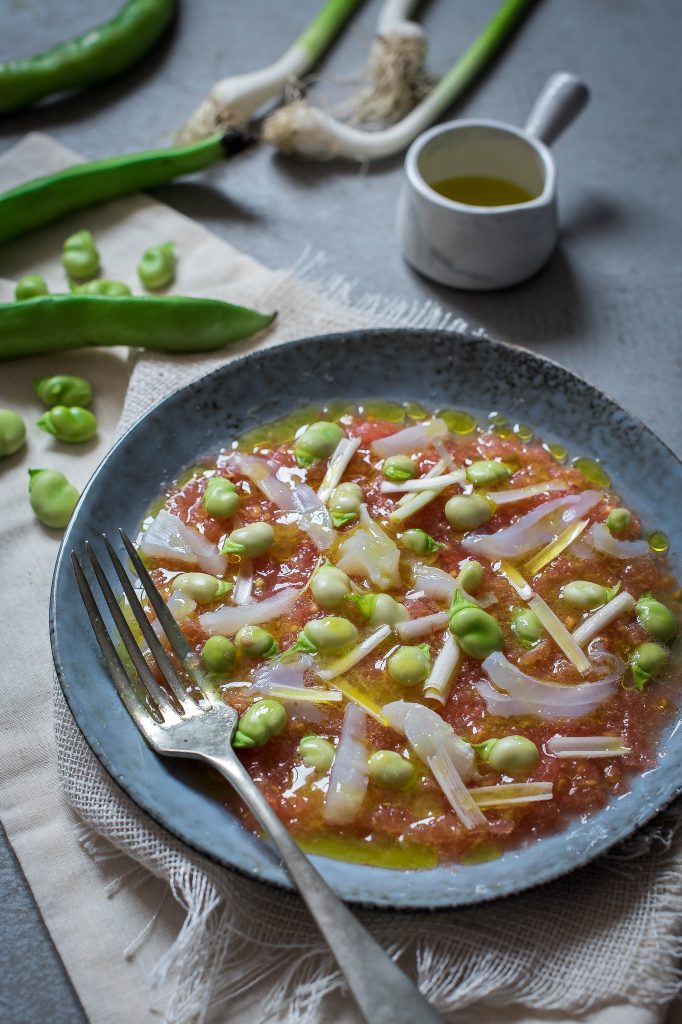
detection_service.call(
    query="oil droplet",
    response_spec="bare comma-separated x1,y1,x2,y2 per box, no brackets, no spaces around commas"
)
360,399,405,422
491,423,514,438
513,423,534,442
648,531,669,554
461,840,502,865
571,457,611,488
543,441,568,463
403,400,429,421
488,410,507,425
298,833,438,869
438,408,477,434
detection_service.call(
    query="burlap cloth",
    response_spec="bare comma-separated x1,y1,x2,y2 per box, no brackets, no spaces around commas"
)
1,133,680,1024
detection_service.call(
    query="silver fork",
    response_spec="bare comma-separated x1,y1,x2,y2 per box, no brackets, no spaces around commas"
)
71,531,446,1024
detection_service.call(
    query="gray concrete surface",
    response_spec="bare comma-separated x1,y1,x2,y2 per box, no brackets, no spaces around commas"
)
1,1,681,1022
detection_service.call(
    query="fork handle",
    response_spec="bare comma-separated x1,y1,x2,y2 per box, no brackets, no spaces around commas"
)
206,752,446,1024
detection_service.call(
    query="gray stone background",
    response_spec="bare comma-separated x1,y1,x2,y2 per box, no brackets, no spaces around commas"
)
1,0,681,1021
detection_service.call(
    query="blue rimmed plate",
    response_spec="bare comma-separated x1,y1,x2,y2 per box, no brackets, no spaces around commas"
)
50,329,682,908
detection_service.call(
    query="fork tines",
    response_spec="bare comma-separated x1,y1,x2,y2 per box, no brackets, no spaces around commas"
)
71,530,206,724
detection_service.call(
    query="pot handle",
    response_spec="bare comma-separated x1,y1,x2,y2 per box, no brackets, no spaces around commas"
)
524,72,590,146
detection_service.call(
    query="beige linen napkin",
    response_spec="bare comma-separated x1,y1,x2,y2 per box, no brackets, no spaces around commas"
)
0,133,680,1024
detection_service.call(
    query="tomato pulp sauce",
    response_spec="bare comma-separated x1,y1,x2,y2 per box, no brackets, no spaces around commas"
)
144,403,681,868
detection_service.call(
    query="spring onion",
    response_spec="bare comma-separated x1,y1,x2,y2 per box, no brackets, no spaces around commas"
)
469,782,553,807
571,591,636,648
328,677,389,725
372,419,449,458
318,624,392,681
383,700,484,828
381,469,465,493
486,480,566,506
140,509,226,576
524,519,589,577
263,0,536,161
351,0,430,126
496,560,533,600
178,0,362,142
527,594,592,674
323,703,369,825
546,735,631,758
423,631,460,704
395,610,449,641
316,436,360,503
389,460,450,522
199,586,302,636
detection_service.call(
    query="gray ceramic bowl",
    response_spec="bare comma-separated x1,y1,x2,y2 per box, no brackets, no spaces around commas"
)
51,329,682,909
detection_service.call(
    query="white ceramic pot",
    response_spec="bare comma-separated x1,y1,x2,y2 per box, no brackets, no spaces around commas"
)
397,72,589,291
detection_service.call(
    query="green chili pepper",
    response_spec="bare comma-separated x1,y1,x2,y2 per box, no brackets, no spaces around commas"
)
0,0,176,114
74,279,131,296
138,242,176,290
15,274,49,301
0,294,274,361
0,132,252,245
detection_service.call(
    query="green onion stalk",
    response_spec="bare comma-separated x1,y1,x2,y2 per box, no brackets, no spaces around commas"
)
263,0,537,160
177,0,363,143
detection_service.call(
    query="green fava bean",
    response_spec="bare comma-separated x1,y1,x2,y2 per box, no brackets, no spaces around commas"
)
28,468,79,528
235,625,278,658
0,409,26,457
294,421,345,467
457,559,484,593
36,404,97,443
222,521,274,557
388,644,431,686
445,494,492,531
298,735,336,772
368,750,416,790
170,572,231,604
449,589,504,659
511,607,543,648
310,563,350,609
62,229,100,281
563,580,608,610
137,242,176,290
479,735,539,777
233,699,287,748
201,635,236,673
606,507,631,533
34,374,92,408
203,477,239,518
636,594,678,642
15,274,48,300
74,278,131,296
383,454,417,482
351,592,408,627
466,460,511,486
303,616,358,651
630,642,668,690
401,528,442,554
330,481,363,527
